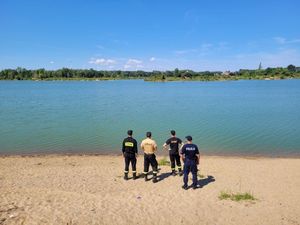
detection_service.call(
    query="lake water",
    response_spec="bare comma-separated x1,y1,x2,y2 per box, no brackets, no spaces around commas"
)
0,80,300,156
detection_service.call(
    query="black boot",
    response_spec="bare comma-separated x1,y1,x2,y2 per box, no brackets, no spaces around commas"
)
171,170,176,176
153,174,158,183
178,168,183,176
124,173,128,180
144,174,148,181
133,172,137,180
182,184,188,190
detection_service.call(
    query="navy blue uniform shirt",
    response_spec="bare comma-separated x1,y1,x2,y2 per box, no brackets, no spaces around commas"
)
181,143,199,160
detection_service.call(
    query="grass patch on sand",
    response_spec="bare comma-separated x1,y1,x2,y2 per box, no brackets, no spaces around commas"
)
198,174,205,178
158,158,170,166
219,191,256,202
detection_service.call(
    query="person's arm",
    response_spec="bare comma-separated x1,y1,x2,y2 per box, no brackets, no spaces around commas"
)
140,141,144,151
153,141,158,152
196,154,200,164
180,145,185,161
163,143,167,149
122,140,125,157
178,138,183,150
134,140,138,157
163,139,169,150
195,146,200,164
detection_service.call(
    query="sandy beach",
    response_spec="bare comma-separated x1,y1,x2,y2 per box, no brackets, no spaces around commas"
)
0,155,299,225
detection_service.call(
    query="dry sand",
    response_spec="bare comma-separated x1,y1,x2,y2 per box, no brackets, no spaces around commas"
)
0,155,299,225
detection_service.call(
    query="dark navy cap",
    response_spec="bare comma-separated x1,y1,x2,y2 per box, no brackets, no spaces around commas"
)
185,135,192,141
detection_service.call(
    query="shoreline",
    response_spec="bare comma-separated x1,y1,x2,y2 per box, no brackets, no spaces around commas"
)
1,77,300,82
1,151,300,159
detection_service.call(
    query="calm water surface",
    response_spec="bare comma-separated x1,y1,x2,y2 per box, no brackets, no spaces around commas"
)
0,80,299,156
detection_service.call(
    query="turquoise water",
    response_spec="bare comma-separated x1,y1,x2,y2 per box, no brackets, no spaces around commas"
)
0,80,300,156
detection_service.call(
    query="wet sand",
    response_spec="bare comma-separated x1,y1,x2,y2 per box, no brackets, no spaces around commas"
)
0,155,299,225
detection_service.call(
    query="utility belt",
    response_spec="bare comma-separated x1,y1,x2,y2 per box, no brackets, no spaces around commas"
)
144,153,156,159
169,151,179,155
184,158,198,163
124,152,136,157
144,152,155,156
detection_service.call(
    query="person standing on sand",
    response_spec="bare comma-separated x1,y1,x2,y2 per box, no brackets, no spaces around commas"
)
141,132,158,183
122,130,138,180
163,130,183,176
180,136,200,190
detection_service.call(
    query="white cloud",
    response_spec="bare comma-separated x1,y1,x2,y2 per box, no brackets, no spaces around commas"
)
273,37,300,44
49,61,54,64
150,57,156,62
273,37,286,44
89,58,116,66
174,49,197,55
124,58,143,69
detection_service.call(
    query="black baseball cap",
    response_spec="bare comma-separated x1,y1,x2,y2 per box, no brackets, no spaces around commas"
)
185,135,192,141
170,130,176,135
127,130,133,136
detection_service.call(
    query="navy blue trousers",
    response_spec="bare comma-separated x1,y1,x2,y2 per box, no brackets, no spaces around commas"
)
183,159,198,186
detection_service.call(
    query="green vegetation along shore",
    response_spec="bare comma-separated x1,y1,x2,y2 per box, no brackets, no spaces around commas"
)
1,65,300,81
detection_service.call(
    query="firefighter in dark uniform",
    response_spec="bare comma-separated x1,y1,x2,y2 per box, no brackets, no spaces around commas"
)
122,130,138,180
180,136,200,190
141,131,158,183
163,130,183,176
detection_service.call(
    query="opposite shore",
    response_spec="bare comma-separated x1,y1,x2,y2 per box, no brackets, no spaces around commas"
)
1,66,300,82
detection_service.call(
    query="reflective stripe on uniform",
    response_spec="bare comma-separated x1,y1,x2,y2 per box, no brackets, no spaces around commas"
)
177,166,181,169
153,171,157,174
171,167,175,170
143,172,148,174
132,171,136,173
124,171,129,173
125,142,134,147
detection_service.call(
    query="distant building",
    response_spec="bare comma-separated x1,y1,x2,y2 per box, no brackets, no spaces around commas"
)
222,71,230,76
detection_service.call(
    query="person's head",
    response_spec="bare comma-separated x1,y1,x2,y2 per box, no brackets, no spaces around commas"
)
170,130,176,136
185,135,192,143
127,130,133,136
146,131,152,138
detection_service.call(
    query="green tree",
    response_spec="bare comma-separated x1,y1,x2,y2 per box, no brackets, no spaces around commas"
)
287,64,296,72
174,68,179,77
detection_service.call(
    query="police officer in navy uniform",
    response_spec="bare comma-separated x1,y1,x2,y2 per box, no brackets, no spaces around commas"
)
163,130,183,176
122,130,138,180
180,136,200,190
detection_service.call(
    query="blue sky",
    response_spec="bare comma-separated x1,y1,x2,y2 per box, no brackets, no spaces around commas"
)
1,0,300,71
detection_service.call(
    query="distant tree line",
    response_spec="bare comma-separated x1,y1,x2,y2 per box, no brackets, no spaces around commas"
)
0,65,299,81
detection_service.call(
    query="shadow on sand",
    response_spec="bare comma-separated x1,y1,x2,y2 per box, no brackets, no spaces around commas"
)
197,175,215,188
156,172,173,182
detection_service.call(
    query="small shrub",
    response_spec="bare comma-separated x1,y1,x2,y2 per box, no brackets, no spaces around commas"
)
219,191,256,201
158,157,170,166
198,174,205,178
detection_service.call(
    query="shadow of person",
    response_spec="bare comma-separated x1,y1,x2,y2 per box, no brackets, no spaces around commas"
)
197,175,215,188
156,172,172,182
